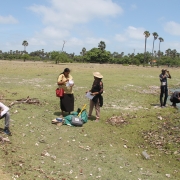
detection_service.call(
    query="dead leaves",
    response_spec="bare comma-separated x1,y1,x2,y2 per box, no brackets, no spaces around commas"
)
106,115,128,126
141,121,180,156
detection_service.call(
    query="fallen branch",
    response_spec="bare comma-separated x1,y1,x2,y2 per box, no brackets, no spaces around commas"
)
0,136,10,143
9,96,40,107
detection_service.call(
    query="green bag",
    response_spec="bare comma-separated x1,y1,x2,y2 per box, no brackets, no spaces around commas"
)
64,108,88,126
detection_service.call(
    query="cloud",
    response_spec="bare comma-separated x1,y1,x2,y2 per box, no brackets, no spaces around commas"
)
41,26,70,39
125,26,145,39
164,21,180,36
27,0,123,50
0,15,18,24
164,41,180,50
28,38,47,46
115,34,127,42
67,37,83,47
115,26,145,42
85,37,108,46
29,0,123,28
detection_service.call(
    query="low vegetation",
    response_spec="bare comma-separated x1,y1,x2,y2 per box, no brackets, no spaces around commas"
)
0,60,180,180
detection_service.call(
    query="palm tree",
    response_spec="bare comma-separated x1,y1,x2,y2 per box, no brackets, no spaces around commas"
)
171,49,177,58
80,47,86,62
82,47,86,55
22,40,28,52
158,37,164,52
151,32,158,64
98,41,106,51
120,52,124,58
143,31,150,66
158,37,164,67
165,48,171,57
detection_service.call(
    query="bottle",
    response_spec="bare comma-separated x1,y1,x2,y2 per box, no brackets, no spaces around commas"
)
56,117,63,122
142,151,150,159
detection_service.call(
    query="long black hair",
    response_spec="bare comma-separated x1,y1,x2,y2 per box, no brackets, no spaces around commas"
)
63,68,70,74
60,68,70,75
57,68,70,79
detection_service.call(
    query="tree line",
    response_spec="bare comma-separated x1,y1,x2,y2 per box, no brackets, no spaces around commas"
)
0,35,180,66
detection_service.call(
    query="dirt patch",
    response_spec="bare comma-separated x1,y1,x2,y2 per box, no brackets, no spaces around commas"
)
106,115,128,126
137,86,160,95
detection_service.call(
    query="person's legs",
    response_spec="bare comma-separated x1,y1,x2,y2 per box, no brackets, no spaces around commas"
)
60,98,64,116
171,98,180,107
170,97,176,106
88,100,94,117
160,86,164,107
95,100,100,121
163,87,168,106
1,112,11,135
4,112,10,128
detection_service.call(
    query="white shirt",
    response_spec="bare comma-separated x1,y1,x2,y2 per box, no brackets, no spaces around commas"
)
0,102,9,117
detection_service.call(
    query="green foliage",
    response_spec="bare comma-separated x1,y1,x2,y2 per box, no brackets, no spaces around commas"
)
21,53,30,62
84,48,111,63
50,51,71,64
1,38,180,67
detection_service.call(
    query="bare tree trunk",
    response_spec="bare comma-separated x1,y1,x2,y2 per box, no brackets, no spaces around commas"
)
144,38,147,67
62,40,66,52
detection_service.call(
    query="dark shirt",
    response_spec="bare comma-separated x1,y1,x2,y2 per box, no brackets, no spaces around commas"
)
171,91,180,100
159,73,170,86
91,81,103,107
91,81,103,94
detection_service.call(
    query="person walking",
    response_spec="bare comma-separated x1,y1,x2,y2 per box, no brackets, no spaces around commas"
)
57,68,74,116
86,72,103,122
0,102,11,135
159,69,171,107
170,91,180,107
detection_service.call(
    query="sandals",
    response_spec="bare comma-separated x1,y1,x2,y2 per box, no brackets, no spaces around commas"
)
95,117,99,122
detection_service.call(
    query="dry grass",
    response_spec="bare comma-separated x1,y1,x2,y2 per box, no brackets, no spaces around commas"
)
0,60,180,180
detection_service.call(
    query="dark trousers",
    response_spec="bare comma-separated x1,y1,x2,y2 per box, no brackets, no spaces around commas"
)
160,86,168,106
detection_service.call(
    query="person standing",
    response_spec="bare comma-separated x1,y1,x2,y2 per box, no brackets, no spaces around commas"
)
159,69,171,107
86,72,103,122
57,68,74,116
170,91,180,107
0,102,11,135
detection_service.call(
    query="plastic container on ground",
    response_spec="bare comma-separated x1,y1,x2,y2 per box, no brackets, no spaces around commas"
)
142,151,150,159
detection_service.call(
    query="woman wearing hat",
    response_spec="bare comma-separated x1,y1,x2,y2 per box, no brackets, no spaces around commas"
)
57,68,74,116
86,72,103,122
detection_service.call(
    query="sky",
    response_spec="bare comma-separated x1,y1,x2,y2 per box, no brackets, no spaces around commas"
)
0,0,180,56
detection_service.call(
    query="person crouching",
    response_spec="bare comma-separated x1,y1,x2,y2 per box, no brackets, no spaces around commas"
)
0,102,11,135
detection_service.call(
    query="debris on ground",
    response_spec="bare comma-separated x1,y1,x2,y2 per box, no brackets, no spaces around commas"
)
9,96,40,107
0,136,10,143
106,115,128,126
141,121,180,155
137,85,160,95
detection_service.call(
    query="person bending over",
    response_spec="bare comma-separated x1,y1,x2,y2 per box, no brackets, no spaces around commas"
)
0,102,11,135
170,91,180,107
